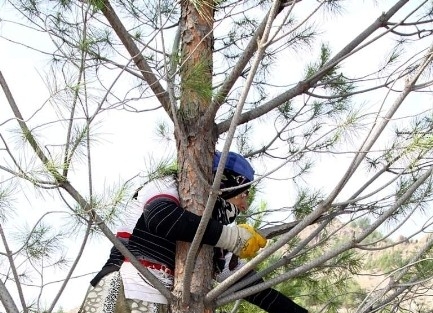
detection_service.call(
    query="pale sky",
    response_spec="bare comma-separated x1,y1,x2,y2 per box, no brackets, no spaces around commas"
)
0,0,430,311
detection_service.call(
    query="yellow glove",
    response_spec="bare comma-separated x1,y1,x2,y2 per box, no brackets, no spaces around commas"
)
216,224,267,259
237,224,267,258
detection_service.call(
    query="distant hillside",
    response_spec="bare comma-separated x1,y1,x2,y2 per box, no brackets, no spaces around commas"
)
298,218,433,312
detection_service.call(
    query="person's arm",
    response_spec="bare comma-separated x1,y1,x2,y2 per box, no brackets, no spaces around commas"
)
143,197,223,244
144,198,266,258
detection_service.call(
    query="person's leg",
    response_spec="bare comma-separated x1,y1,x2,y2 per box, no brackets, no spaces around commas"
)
124,298,168,313
216,253,308,313
115,277,168,313
79,271,122,313
244,287,308,313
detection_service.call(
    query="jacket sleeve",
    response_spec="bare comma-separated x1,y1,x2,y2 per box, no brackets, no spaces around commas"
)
217,253,308,313
143,198,224,245
244,280,308,313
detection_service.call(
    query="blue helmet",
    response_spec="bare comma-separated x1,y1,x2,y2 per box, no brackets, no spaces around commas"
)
212,151,254,199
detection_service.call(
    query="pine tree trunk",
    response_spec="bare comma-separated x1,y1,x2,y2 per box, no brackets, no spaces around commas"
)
173,1,216,313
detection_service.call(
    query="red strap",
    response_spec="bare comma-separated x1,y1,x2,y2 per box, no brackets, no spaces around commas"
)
124,258,173,275
116,232,131,239
145,194,180,206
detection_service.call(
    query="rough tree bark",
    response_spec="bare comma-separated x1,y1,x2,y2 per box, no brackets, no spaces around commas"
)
173,1,217,313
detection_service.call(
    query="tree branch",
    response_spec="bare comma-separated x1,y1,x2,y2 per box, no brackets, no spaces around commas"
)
0,224,27,313
0,71,174,303
100,0,172,116
216,0,411,134
0,278,19,313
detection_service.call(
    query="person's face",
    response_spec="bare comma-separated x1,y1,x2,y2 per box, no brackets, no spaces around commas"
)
227,190,249,212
